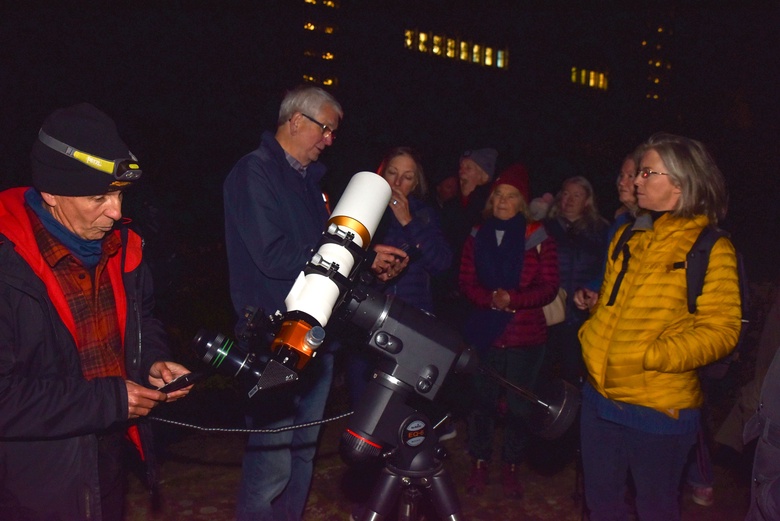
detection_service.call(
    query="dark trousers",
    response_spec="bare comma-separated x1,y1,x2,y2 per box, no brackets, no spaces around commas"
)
545,321,586,385
580,395,696,521
97,430,128,521
467,345,545,464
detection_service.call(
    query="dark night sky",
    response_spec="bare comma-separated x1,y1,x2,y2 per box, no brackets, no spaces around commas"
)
1,2,779,282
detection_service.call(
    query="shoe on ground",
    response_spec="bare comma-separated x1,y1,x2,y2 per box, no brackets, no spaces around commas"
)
692,486,714,507
438,420,457,441
466,459,489,495
501,463,524,499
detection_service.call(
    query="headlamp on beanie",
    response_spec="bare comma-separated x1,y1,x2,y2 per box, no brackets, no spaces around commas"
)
31,102,142,196
37,128,142,182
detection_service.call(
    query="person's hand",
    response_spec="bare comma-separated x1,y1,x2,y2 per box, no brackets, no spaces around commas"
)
148,361,193,402
371,244,408,281
573,288,599,311
388,189,412,226
125,380,167,419
491,289,511,311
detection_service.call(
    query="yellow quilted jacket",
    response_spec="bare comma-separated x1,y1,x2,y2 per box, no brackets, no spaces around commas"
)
579,213,742,416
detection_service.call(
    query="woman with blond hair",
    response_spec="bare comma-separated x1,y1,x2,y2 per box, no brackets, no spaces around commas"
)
543,176,610,385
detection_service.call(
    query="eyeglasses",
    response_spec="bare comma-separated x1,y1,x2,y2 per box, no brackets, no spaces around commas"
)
636,167,670,179
301,113,336,141
38,129,143,181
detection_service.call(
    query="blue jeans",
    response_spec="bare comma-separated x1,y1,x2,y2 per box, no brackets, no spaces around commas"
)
236,352,334,521
580,393,696,521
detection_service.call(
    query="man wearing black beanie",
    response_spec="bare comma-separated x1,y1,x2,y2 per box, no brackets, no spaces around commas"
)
0,102,192,520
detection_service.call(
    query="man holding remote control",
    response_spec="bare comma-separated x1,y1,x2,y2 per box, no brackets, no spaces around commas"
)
0,103,191,520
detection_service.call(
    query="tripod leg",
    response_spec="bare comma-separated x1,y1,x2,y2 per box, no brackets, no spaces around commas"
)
398,487,423,521
360,466,404,521
427,466,464,521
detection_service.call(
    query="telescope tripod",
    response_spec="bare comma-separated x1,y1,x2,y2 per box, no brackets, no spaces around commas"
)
343,364,580,521
355,411,463,521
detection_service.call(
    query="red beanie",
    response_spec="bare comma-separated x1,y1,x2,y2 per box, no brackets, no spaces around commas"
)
492,163,530,202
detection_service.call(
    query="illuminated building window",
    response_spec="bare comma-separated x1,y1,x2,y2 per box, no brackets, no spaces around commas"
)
446,38,456,58
472,44,481,63
497,49,508,68
432,35,443,56
570,67,608,91
302,74,339,88
404,29,415,49
304,0,339,7
303,21,335,35
418,32,429,53
403,28,507,69
459,41,469,61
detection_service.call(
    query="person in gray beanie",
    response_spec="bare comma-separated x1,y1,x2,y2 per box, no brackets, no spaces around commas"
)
0,102,192,521
459,147,498,198
434,147,499,325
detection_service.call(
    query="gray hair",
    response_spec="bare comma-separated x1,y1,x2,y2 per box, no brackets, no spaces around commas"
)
636,132,728,223
277,85,343,126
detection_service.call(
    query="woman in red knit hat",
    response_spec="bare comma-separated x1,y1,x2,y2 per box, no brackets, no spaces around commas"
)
459,164,560,498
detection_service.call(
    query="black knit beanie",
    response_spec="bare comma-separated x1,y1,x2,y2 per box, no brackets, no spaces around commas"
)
31,103,140,196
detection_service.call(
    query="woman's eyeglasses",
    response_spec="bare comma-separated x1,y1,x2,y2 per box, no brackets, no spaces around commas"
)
636,167,670,179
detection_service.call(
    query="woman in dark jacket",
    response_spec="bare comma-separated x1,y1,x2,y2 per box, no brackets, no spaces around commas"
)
345,147,452,402
460,166,559,499
374,147,452,311
543,176,609,385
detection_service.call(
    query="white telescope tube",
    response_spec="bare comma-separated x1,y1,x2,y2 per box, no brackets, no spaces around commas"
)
284,171,391,327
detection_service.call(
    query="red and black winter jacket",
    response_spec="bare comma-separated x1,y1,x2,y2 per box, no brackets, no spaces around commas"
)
0,187,170,520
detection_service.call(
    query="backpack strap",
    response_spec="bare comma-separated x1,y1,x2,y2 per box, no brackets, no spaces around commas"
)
686,226,730,314
605,223,635,306
611,223,634,262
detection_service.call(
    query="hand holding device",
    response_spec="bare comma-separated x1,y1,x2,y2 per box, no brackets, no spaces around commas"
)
157,371,206,393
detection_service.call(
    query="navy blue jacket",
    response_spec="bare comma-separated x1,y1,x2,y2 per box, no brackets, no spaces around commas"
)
373,197,451,313
223,131,329,317
544,215,609,325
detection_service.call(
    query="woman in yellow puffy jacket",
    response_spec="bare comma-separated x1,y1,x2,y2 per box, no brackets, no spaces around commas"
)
577,133,742,521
